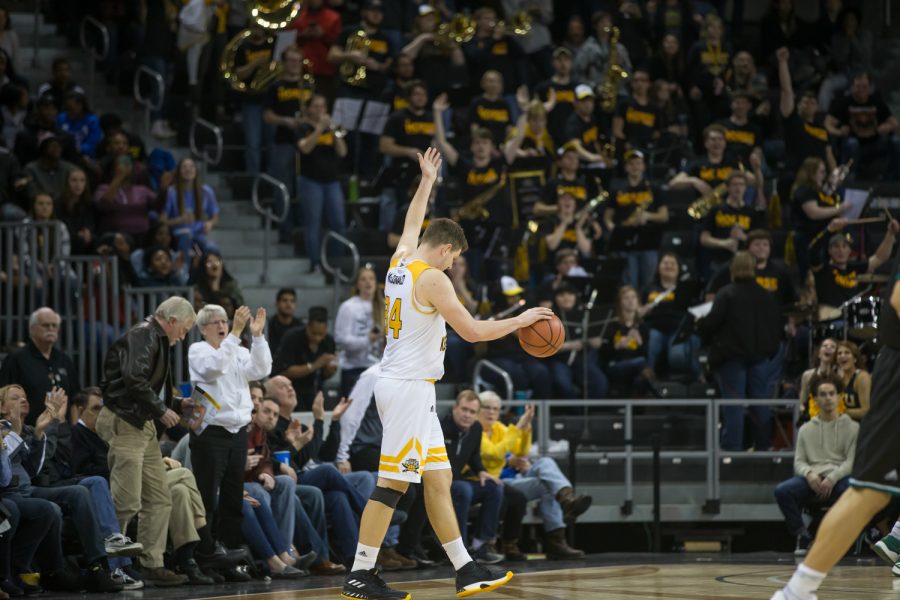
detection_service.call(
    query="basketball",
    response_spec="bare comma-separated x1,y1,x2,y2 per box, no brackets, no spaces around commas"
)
518,314,565,358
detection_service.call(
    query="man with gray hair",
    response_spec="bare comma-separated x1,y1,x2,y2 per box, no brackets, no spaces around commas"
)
188,303,270,556
0,306,79,425
97,296,196,587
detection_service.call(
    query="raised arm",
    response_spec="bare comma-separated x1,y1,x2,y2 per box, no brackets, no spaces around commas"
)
391,147,442,262
432,93,459,166
866,218,899,272
418,269,553,342
776,47,794,118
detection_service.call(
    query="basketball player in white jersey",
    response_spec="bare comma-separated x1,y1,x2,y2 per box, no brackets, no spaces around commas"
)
340,148,553,600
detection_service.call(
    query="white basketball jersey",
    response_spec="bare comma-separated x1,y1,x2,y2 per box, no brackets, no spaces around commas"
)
379,257,447,381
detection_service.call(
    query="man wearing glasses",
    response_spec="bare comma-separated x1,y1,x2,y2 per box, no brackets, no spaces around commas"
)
0,307,79,425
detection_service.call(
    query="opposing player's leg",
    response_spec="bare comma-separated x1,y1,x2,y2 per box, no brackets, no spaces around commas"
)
873,518,900,567
421,418,512,598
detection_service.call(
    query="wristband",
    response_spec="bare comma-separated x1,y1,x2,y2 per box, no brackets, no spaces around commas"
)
307,362,313,372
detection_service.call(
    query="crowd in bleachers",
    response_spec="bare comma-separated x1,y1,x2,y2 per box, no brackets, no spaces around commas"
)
0,0,899,592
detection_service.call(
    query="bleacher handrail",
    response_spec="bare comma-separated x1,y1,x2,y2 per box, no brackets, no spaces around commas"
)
320,231,359,284
472,359,514,400
30,0,40,68
189,118,224,171
250,173,290,284
78,16,109,101
133,65,165,137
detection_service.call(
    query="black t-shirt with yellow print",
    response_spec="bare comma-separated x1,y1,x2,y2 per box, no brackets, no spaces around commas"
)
784,111,830,170
687,155,740,189
791,185,838,237
603,321,649,362
454,156,512,226
615,97,660,150
609,181,663,251
815,259,868,307
641,283,687,334
467,96,512,146
535,79,577,147
707,260,798,308
717,117,761,165
381,107,435,184
296,123,340,182
702,202,758,264
266,78,313,144
544,174,594,207
563,112,602,159
335,27,393,94
234,39,274,101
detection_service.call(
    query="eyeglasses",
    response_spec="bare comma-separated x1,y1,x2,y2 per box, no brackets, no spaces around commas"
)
204,319,228,327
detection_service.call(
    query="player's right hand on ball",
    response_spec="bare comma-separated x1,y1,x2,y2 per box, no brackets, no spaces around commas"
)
516,307,554,327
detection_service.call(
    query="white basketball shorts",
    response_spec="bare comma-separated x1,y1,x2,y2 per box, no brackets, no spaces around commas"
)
374,377,450,483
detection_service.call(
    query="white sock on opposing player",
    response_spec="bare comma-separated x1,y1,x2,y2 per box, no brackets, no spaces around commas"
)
442,537,473,570
784,563,826,599
351,543,380,572
890,520,900,541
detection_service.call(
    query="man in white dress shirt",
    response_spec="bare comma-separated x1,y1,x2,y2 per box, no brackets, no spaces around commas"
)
187,304,271,552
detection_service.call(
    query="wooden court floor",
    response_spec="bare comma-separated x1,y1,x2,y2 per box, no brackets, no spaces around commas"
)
123,562,900,600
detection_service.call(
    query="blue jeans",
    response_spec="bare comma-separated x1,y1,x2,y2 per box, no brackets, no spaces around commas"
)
244,474,297,550
647,329,701,379
31,483,106,566
173,230,219,259
294,484,331,564
300,464,366,561
606,356,648,386
444,330,473,383
269,143,297,236
548,351,609,399
623,250,658,289
487,356,553,399
240,497,290,560
79,476,130,570
241,100,273,176
774,475,850,536
1,495,63,574
450,479,504,544
297,175,346,268
715,358,772,451
504,457,570,532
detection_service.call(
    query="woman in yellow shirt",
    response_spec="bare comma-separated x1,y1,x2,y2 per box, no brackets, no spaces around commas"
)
477,391,592,560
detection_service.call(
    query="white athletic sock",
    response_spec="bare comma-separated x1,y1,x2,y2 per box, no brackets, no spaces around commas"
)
890,520,900,541
785,563,826,599
351,543,379,573
442,537,472,571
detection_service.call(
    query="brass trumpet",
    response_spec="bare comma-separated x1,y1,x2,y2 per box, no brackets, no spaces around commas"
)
339,29,371,86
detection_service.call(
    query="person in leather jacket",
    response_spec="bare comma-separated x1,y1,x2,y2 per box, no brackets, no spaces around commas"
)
96,296,196,587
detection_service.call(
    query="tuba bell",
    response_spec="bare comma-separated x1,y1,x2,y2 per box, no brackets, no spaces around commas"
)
249,0,302,30
496,11,532,36
435,14,476,50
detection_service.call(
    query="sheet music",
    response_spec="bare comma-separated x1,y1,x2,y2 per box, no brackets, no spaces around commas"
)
688,301,713,320
842,188,869,221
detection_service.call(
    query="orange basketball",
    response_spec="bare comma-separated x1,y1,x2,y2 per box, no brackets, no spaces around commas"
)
518,314,565,358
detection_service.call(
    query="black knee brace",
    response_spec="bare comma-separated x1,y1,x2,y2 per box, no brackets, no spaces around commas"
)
370,485,404,509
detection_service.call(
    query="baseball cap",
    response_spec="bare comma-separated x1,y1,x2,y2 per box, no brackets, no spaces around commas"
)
828,233,851,248
552,46,572,58
418,4,435,16
574,84,595,100
624,149,645,161
500,276,525,297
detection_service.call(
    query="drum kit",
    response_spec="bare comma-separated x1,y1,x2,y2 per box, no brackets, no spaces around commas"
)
785,274,889,366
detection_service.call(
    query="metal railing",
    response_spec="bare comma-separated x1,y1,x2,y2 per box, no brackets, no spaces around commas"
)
189,118,224,180
251,173,290,284
320,231,360,310
472,359,514,400
133,65,165,138
30,0,40,68
123,286,197,383
435,397,799,517
79,16,109,101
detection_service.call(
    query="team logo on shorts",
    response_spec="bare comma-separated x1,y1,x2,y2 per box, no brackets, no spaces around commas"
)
401,458,421,474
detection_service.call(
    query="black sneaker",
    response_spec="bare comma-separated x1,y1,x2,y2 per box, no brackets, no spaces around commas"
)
455,561,513,598
85,563,124,592
196,542,248,568
794,533,812,557
471,543,504,565
341,568,410,599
